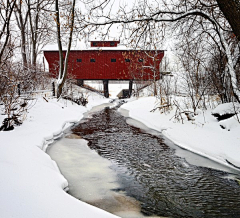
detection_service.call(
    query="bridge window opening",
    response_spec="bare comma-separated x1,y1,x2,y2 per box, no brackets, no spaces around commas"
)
111,59,116,62
125,59,130,62
90,59,95,62
93,42,97,46
77,59,82,62
110,42,115,46
139,59,144,62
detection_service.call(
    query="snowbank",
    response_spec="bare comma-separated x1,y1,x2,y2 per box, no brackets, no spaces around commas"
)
120,96,240,170
0,94,118,218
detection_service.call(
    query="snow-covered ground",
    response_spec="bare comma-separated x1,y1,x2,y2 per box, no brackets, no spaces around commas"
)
0,90,119,218
1,81,240,218
120,96,240,171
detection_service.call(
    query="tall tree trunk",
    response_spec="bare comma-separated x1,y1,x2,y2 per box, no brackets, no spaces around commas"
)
56,0,76,98
15,1,29,68
216,0,240,42
28,0,39,68
55,0,63,93
21,28,28,68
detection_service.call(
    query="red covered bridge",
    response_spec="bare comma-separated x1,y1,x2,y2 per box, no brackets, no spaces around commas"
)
44,41,164,97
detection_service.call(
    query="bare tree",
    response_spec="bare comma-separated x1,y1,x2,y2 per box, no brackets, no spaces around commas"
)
143,51,162,96
14,0,54,69
81,0,239,103
14,0,29,68
55,0,76,98
0,0,17,64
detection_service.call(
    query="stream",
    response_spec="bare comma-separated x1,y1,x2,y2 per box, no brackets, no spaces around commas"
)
47,102,240,218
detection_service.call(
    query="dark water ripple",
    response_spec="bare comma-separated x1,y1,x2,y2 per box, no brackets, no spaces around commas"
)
72,107,240,218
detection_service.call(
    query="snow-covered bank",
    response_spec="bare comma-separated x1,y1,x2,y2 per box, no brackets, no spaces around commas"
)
0,94,118,218
120,96,240,171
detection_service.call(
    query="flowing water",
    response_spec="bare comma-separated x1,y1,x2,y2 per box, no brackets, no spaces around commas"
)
47,102,240,218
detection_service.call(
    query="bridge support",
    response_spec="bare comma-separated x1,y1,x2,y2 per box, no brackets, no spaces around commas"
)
129,80,133,97
77,79,84,86
103,80,109,98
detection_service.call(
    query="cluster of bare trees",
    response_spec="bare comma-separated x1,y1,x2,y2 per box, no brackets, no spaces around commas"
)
0,62,38,130
0,0,86,130
171,0,239,105
0,0,54,130
0,0,239,129
81,0,239,111
14,0,54,69
0,0,54,68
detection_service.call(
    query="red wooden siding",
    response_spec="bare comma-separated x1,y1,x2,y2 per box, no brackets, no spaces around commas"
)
44,49,164,80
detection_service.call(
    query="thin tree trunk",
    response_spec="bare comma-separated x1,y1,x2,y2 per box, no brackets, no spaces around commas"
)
15,1,29,68
0,0,17,63
55,0,63,89
56,0,76,98
28,0,39,68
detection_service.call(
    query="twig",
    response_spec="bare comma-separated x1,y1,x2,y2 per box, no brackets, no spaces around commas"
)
43,96,48,102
